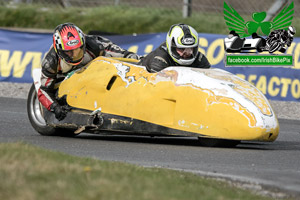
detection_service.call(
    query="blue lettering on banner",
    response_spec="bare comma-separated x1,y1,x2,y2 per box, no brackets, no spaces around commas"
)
1,28,300,102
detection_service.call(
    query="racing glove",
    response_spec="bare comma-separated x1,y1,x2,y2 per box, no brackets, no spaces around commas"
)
126,53,142,60
50,102,67,121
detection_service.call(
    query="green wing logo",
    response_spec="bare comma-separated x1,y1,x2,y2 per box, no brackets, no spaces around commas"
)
223,2,248,37
224,2,294,38
272,2,294,30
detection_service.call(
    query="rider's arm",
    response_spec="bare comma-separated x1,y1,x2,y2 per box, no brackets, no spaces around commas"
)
38,47,59,111
92,35,139,59
267,30,279,41
146,56,169,73
194,53,211,68
287,37,293,47
139,46,170,73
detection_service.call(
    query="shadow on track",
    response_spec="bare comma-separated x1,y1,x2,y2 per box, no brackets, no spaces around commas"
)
51,132,300,150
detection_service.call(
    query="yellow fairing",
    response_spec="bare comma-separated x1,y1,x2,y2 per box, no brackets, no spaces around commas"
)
58,57,279,141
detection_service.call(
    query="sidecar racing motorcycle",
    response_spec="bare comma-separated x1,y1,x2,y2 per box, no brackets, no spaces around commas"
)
27,56,279,147
224,33,265,53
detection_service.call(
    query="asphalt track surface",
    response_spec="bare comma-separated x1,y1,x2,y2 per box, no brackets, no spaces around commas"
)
1,97,300,198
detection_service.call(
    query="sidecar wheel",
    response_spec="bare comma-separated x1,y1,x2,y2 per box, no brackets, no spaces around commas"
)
198,137,240,147
27,84,58,136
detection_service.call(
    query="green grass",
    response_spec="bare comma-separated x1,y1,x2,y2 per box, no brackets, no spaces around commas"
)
1,4,299,37
1,4,300,37
0,4,247,35
0,142,284,200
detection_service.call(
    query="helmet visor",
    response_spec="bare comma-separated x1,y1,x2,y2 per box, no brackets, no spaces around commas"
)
171,46,198,60
170,38,198,60
288,30,295,37
176,48,194,59
60,45,84,64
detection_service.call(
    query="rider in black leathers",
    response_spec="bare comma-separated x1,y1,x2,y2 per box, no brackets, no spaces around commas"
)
139,24,210,72
265,26,296,53
38,23,140,121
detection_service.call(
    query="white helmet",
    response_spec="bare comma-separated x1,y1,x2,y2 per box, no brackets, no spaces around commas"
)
166,24,199,65
288,26,296,37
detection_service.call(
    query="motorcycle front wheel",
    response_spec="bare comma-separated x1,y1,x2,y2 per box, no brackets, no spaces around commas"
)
27,83,59,136
268,42,281,53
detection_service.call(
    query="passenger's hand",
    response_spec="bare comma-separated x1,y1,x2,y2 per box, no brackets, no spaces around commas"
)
50,102,67,121
126,53,141,60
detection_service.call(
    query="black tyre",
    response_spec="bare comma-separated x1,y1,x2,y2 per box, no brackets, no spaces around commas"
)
198,137,240,148
268,42,281,53
27,83,58,136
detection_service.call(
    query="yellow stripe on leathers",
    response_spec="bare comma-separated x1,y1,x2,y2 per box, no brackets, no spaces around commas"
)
58,57,279,141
